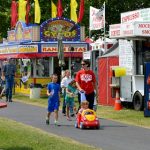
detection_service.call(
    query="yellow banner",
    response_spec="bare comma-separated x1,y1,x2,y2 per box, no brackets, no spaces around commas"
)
18,0,27,22
51,0,57,18
70,0,78,23
34,0,41,23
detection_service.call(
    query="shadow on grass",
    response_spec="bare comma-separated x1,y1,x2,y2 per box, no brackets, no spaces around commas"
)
2,146,33,150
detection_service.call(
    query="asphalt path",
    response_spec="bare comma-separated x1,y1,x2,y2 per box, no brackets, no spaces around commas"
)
0,101,150,150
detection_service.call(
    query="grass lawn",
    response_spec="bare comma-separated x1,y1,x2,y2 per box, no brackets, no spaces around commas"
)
97,106,150,128
13,94,150,128
1,94,150,150
0,117,100,150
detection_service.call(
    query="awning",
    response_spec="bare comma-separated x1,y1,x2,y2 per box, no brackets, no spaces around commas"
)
0,52,83,60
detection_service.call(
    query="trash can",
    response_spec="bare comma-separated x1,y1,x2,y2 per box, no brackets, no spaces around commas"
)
29,84,42,99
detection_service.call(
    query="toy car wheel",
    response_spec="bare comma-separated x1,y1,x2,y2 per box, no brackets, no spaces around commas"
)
80,122,84,129
96,125,100,129
75,121,78,128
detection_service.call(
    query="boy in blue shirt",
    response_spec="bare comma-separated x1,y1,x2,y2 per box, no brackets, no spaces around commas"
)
46,74,60,126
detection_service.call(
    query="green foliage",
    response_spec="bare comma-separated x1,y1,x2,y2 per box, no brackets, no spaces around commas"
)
0,0,11,38
0,0,150,40
97,105,150,128
0,117,99,150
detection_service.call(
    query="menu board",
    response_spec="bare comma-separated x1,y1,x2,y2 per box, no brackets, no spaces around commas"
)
119,39,133,75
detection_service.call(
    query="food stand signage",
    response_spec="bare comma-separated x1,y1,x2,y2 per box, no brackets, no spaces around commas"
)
121,8,150,23
40,18,80,42
23,27,32,41
0,47,7,54
0,45,18,54
7,46,18,53
15,22,24,41
18,45,38,53
7,30,16,42
119,39,133,75
110,22,150,38
110,8,150,38
109,24,121,38
7,21,32,43
134,22,150,36
89,6,104,30
41,44,87,53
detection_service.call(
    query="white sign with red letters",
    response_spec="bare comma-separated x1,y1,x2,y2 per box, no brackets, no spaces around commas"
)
110,22,150,38
121,8,150,23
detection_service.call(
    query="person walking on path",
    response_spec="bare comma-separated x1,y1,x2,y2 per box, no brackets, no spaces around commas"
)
0,75,6,99
75,59,98,110
60,70,72,115
2,58,16,102
46,74,61,126
65,80,77,121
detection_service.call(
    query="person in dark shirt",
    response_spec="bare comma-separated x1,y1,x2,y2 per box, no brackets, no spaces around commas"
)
2,58,16,102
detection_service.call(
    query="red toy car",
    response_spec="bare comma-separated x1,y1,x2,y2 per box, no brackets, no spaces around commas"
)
75,109,100,129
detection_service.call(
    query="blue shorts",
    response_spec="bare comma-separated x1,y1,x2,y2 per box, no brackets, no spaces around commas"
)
47,98,59,112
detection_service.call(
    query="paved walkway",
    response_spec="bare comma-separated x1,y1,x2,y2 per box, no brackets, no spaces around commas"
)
0,100,150,150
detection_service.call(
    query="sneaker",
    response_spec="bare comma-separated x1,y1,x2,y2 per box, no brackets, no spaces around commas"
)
9,99,13,102
62,112,66,116
54,120,60,126
70,114,75,117
46,119,49,125
6,98,8,102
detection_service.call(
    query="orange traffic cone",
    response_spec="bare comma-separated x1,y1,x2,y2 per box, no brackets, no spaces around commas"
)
114,89,122,111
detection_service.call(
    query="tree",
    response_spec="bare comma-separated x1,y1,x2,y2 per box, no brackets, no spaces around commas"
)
0,0,150,41
0,0,11,40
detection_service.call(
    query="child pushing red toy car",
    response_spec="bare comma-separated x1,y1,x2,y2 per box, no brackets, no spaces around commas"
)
75,101,100,129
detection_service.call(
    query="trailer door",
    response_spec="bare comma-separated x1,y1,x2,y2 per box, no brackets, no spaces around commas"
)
120,75,132,102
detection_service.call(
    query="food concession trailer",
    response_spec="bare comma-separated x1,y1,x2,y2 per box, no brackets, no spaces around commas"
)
109,8,150,110
0,17,88,97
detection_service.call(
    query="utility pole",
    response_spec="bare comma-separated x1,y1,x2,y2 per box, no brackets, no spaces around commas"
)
57,32,65,78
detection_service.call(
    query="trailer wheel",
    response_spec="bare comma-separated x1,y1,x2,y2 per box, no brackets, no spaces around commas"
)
133,91,143,111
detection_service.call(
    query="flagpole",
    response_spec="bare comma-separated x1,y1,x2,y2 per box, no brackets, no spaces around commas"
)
89,10,91,38
103,2,106,52
89,29,91,38
89,6,91,38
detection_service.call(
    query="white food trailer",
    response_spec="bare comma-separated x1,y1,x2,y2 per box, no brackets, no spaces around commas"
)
109,8,150,110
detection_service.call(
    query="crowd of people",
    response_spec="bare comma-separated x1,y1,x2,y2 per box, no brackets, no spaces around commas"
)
46,59,98,126
0,58,98,126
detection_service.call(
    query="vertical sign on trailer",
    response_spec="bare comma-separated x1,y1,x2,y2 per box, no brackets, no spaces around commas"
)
144,62,150,117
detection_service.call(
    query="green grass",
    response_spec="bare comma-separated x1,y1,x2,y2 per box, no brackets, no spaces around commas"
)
97,105,150,128
13,94,150,128
1,94,150,150
0,117,100,150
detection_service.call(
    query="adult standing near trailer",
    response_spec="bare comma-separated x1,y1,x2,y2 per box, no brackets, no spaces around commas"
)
61,70,72,115
75,59,98,110
2,58,16,102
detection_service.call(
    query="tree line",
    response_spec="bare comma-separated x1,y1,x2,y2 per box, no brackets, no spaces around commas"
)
0,0,150,41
